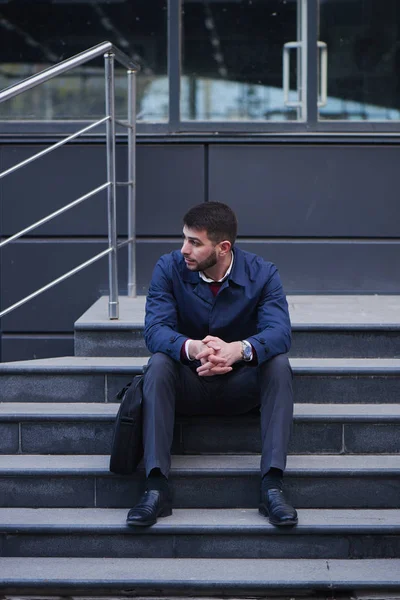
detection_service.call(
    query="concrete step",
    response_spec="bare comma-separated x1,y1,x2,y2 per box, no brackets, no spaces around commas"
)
1,402,400,456
74,295,400,358
0,454,399,509
1,507,400,559
0,356,145,404
0,557,399,596
1,357,400,404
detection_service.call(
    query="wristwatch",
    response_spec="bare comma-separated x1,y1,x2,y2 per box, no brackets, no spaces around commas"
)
241,340,253,362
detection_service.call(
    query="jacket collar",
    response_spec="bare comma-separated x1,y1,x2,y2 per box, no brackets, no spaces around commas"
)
179,246,251,287
228,246,252,287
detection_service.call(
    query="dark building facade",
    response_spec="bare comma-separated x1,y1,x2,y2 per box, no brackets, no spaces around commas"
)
0,0,399,361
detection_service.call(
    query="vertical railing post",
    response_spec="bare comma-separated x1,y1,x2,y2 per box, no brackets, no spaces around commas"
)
104,52,119,319
127,69,137,298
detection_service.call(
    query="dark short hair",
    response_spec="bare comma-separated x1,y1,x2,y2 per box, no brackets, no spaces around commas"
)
183,202,238,245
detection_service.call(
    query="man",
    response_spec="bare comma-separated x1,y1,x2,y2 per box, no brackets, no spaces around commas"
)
126,201,297,528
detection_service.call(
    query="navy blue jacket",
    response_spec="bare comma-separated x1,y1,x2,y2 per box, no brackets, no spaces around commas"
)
144,247,291,365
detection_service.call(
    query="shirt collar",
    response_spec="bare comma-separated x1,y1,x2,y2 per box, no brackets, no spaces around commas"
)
199,251,234,283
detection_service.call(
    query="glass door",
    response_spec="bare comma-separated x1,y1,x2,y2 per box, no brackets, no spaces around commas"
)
181,0,307,122
318,0,400,122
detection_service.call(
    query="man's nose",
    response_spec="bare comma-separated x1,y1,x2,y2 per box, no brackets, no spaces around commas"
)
181,240,189,255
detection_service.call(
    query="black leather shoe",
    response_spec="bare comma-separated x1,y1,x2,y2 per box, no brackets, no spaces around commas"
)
259,488,298,527
126,489,172,527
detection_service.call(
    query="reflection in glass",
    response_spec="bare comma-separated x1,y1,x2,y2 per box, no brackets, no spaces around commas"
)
0,0,168,121
181,0,301,121
319,0,400,120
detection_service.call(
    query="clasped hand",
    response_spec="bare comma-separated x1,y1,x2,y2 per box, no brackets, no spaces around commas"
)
189,336,242,377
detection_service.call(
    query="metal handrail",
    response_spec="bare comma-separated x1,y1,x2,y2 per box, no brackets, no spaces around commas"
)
0,41,139,104
0,249,113,320
0,117,109,181
0,183,110,248
0,41,139,321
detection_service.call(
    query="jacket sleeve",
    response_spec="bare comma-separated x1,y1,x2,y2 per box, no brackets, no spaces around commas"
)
144,256,188,361
246,264,292,365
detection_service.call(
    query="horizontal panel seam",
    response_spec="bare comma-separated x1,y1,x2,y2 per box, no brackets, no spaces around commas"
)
3,237,400,244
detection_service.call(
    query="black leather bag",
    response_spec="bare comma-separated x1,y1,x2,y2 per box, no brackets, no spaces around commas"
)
109,374,144,475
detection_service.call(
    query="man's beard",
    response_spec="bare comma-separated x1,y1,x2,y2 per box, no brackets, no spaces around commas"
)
187,249,218,273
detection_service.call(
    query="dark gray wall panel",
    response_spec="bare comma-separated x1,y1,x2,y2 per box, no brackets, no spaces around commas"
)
136,145,205,235
0,144,204,237
1,336,74,362
1,145,110,237
238,241,400,293
209,145,400,237
0,240,181,332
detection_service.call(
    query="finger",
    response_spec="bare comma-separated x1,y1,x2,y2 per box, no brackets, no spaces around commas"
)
207,354,228,365
204,341,221,351
198,367,232,377
202,335,221,344
198,370,216,377
196,347,215,360
196,351,226,365
197,363,232,375
196,360,214,373
196,360,222,374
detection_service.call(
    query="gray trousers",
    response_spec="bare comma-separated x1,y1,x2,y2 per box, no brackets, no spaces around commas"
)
142,352,294,478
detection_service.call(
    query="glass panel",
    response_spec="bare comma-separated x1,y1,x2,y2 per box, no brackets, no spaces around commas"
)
0,0,168,122
319,0,400,120
181,0,304,122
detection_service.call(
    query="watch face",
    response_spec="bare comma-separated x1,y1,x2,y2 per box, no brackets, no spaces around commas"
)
243,343,252,360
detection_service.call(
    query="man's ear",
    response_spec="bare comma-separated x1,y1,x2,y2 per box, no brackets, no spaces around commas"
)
218,240,232,256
